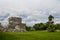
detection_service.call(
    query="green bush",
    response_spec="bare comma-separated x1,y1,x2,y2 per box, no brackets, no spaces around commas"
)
47,24,56,32
33,23,47,31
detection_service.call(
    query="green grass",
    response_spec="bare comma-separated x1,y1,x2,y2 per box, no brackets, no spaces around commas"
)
0,30,60,40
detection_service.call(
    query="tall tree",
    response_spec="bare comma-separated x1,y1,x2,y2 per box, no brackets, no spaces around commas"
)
47,15,56,32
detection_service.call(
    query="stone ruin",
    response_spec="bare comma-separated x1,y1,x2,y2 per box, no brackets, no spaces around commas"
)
0,23,4,32
0,17,26,32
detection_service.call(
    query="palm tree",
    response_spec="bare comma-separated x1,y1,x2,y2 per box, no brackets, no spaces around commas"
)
48,15,54,22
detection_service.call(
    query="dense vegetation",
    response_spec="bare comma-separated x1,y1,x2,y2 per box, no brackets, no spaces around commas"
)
26,15,60,32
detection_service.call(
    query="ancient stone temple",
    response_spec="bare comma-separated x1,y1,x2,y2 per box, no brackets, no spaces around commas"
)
7,17,26,32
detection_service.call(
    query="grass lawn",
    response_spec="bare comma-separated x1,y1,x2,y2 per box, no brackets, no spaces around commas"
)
0,30,60,40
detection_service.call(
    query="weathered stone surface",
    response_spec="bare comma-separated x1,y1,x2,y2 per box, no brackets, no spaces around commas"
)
0,17,26,32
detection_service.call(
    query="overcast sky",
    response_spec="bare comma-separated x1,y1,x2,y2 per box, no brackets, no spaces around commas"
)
0,0,60,26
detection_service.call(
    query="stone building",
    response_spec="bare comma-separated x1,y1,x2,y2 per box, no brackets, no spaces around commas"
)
7,17,26,32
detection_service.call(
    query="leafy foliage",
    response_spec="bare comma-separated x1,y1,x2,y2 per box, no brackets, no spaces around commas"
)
25,15,59,32
47,24,56,32
47,15,56,32
48,15,54,21
33,23,47,31
55,24,60,30
26,26,31,31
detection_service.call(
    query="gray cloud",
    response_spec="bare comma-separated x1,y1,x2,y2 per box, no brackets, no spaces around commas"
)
0,0,60,26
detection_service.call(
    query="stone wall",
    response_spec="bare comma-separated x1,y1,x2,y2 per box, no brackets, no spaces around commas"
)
0,17,26,32
8,17,26,32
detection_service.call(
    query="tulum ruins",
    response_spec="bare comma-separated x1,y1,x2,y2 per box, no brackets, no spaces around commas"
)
0,17,26,32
